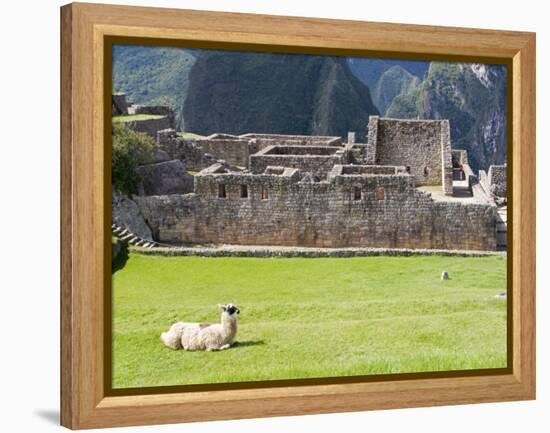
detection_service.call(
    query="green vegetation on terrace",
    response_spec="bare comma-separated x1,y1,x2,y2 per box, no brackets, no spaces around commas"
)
112,253,507,389
112,114,165,123
111,124,156,195
176,131,206,140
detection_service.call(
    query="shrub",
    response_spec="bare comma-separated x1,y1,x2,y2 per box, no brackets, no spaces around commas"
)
112,123,156,195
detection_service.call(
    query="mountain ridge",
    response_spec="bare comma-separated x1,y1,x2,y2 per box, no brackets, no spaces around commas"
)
372,65,421,115
386,62,507,171
182,51,379,140
112,45,197,128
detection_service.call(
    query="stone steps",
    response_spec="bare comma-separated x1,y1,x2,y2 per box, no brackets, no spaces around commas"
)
111,223,158,249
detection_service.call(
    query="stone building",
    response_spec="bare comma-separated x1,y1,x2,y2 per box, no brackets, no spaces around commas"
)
131,116,503,251
367,117,453,195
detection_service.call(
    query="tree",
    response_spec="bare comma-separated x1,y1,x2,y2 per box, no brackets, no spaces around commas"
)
111,123,156,195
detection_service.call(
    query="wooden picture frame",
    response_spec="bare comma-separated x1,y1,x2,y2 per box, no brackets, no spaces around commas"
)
60,2,536,429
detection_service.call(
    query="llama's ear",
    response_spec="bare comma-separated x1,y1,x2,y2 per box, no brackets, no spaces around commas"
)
218,304,226,311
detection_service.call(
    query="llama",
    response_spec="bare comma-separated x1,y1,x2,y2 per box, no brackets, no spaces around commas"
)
160,303,240,351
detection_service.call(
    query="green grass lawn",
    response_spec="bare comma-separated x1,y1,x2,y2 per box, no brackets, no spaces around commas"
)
176,131,206,140
112,253,507,389
112,114,165,122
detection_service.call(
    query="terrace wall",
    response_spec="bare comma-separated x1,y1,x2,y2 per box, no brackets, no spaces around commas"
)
134,105,176,129
135,169,497,251
126,116,173,139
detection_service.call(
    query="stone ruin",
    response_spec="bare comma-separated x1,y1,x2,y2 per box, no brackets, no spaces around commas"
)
112,94,175,138
111,94,507,252
112,109,508,252
479,164,507,201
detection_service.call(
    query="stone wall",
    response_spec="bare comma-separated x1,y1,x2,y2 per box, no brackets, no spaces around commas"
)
157,129,218,171
331,165,407,176
135,167,497,251
346,144,370,164
440,121,453,195
239,133,342,147
157,130,259,169
365,117,378,164
157,130,350,171
479,165,507,198
488,165,507,197
369,116,453,194
134,105,176,129
198,138,254,167
126,116,173,139
134,194,198,242
162,133,343,169
249,145,347,178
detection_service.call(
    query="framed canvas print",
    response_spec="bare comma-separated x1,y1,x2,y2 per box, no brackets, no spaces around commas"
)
60,2,536,429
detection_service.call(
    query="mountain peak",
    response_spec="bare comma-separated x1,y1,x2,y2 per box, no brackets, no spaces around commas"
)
182,51,379,140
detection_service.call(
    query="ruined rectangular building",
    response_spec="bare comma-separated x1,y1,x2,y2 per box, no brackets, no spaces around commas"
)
134,116,500,251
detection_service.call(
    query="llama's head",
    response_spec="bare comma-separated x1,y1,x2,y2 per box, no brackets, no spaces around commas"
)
219,303,240,316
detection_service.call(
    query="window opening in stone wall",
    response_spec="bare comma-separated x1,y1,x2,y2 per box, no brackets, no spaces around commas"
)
353,186,362,201
218,184,226,198
261,186,269,200
424,166,429,177
378,186,386,200
405,166,411,174
240,184,248,198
